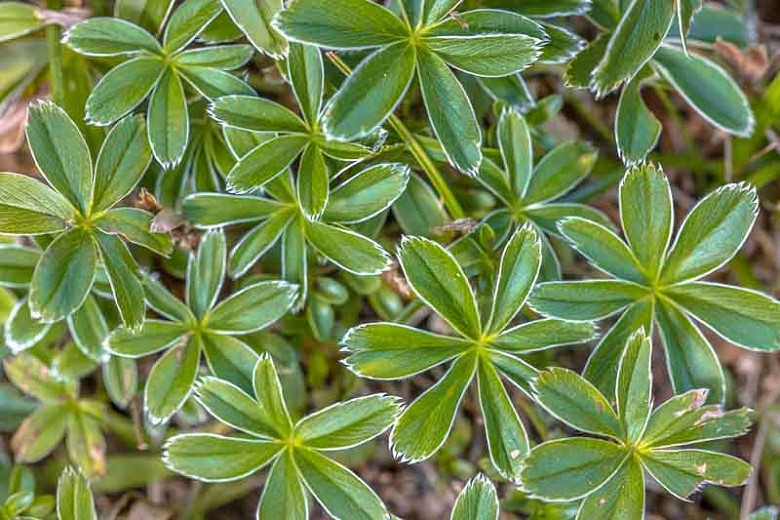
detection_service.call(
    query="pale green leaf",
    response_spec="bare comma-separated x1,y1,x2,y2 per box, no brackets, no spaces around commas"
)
108,320,186,358
85,56,164,126
577,455,644,520
56,467,97,520
490,319,597,352
195,375,280,438
11,404,68,463
616,71,661,165
497,108,532,196
67,295,109,361
642,449,750,500
162,0,221,53
287,42,323,124
221,0,286,58
616,329,652,443
97,208,172,256
64,17,161,56
450,474,498,520
205,281,297,334
0,173,74,235
323,163,410,224
530,280,648,321
524,141,597,205
200,333,259,393
145,335,201,424
257,449,307,520
225,135,308,193
304,220,390,275
94,231,145,330
148,68,189,167
187,230,226,319
297,144,329,219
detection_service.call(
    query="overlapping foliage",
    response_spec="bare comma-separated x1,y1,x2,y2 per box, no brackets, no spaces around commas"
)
0,0,778,519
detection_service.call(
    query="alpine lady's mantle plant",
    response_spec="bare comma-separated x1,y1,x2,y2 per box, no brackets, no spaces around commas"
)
0,0,778,518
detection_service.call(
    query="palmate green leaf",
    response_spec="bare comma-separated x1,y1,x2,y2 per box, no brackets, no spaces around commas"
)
148,68,189,167
195,376,279,438
29,229,97,323
584,298,654,398
92,115,153,211
200,332,259,393
164,433,282,482
187,230,226,319
11,404,68,463
576,454,644,520
559,217,644,284
304,220,390,275
590,0,675,96
295,394,399,450
530,280,648,321
487,225,541,334
85,56,164,126
323,42,416,140
63,17,161,56
0,2,45,43
477,358,529,480
620,162,672,280
490,319,597,352
653,44,754,136
162,0,221,53
533,368,624,439
258,449,307,520
641,449,751,500
145,335,201,424
0,173,74,235
56,467,97,520
616,70,661,165
275,0,408,50
205,281,297,334
108,320,185,357
523,141,597,205
399,236,481,338
26,102,92,214
295,447,387,520
94,231,145,330
664,283,780,352
323,163,410,224
655,298,724,403
342,323,473,379
616,329,652,443
661,182,758,284
220,0,286,57
417,46,482,175
520,438,627,501
451,474,498,520
391,351,477,462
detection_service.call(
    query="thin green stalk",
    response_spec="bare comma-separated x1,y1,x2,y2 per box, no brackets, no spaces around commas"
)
325,52,465,219
46,0,64,106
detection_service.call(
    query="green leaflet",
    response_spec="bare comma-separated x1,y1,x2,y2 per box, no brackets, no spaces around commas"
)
664,283,780,352
66,295,109,361
616,70,661,165
205,281,298,334
0,173,74,235
0,2,45,42
417,46,482,175
145,335,201,424
56,467,97,520
576,454,644,519
287,42,323,125
423,34,541,77
304,220,390,275
94,231,145,330
590,0,675,96
275,0,408,49
450,474,499,520
490,319,597,352
97,208,173,257
29,229,97,323
115,0,174,34
294,447,387,520
175,44,254,69
653,45,754,137
616,329,652,443
187,230,226,319
520,438,628,501
85,56,164,126
148,68,189,167
195,376,280,438
296,144,329,219
220,0,287,58
323,43,416,140
641,449,751,500
398,235,481,338
497,109,533,197
257,449,307,520
26,102,92,214
225,135,308,193
11,404,68,463
523,141,597,204
323,163,410,224
295,394,400,450
164,433,282,481
5,296,52,352
63,17,162,56
200,332,259,393
534,368,624,439
477,358,529,480
530,280,648,321
162,0,222,54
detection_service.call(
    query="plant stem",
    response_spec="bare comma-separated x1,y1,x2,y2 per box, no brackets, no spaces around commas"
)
325,52,465,219
46,0,64,106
